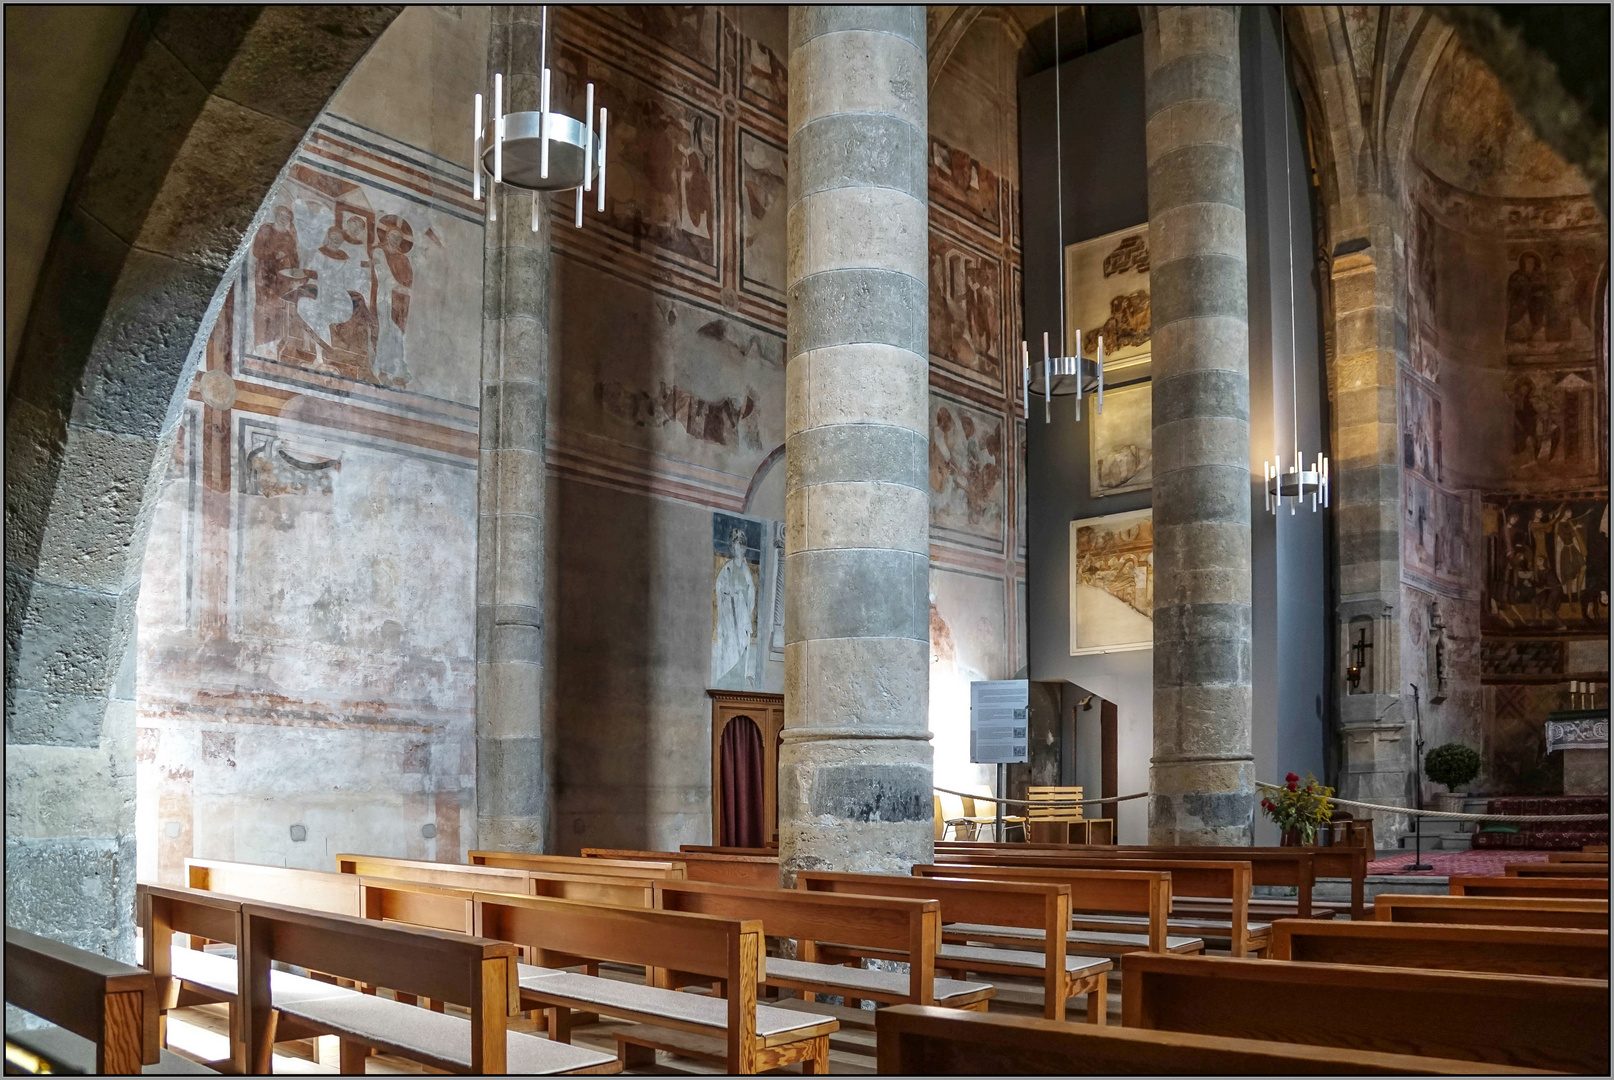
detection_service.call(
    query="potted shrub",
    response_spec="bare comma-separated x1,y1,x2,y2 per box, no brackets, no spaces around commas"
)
1259,773,1335,846
1424,742,1481,813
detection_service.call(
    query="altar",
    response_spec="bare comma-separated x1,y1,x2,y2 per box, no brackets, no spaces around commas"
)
1546,709,1611,796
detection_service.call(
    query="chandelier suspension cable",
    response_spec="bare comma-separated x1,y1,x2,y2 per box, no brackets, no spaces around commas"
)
1052,3,1064,424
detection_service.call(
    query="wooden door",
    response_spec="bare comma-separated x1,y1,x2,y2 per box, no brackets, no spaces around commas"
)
709,690,783,847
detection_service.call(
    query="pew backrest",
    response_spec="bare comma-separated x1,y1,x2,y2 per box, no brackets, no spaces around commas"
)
336,853,535,893
912,863,1176,952
1506,860,1608,877
796,871,1070,934
1449,874,1609,899
1122,952,1610,1073
187,858,361,916
470,850,687,880
6,925,157,1074
1272,918,1611,979
581,848,777,886
1374,892,1609,929
360,876,476,933
1548,851,1610,863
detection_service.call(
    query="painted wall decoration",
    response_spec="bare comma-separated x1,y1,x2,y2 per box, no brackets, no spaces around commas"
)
1504,241,1602,355
930,389,1006,552
710,511,766,689
1403,475,1473,596
930,134,1001,234
1069,509,1154,655
929,231,1004,391
1401,373,1443,483
1090,379,1152,496
1507,365,1605,488
1482,495,1610,635
1064,223,1151,376
739,131,787,297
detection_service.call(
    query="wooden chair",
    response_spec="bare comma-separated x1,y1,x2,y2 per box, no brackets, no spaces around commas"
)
1374,892,1609,929
1123,952,1610,1074
929,858,1252,949
1449,874,1609,899
474,891,837,1074
469,850,687,880
1272,918,1610,979
1506,860,1609,877
4,926,168,1075
578,848,779,887
795,872,1109,1022
873,1003,1544,1076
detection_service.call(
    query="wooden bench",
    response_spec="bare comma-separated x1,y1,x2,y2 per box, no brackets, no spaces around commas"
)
796,872,1110,1022
1507,860,1609,877
1549,850,1610,863
474,891,837,1073
872,1003,1545,1076
1124,952,1610,1073
913,862,1209,959
1375,892,1610,929
651,879,992,1016
469,850,688,881
4,925,186,1075
1450,874,1609,899
580,848,780,887
924,858,1257,957
337,852,542,892
1272,918,1610,979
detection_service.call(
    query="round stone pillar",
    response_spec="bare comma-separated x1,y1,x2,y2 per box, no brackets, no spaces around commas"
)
779,6,933,883
1143,5,1255,845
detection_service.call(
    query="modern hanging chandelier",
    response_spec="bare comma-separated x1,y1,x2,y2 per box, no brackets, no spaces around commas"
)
473,6,607,230
1264,19,1329,514
1023,5,1105,424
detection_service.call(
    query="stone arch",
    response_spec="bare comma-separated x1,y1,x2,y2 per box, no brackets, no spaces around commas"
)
5,4,399,958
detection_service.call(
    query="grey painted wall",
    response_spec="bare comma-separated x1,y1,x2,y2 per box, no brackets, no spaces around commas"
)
1021,13,1330,845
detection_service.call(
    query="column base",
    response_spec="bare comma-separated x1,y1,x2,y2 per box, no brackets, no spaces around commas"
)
1147,759,1254,846
776,734,933,884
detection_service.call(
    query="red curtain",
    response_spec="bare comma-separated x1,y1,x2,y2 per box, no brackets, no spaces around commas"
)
720,715,765,848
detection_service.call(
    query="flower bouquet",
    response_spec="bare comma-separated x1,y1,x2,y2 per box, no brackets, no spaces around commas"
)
1260,772,1335,846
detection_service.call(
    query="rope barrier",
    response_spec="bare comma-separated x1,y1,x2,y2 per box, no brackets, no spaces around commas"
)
932,785,1145,810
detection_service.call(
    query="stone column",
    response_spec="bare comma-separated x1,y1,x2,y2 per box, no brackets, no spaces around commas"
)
476,5,550,852
779,6,933,882
1143,5,1255,845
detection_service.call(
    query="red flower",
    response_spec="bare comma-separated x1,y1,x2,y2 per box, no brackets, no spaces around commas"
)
1285,772,1299,783
1287,780,1298,792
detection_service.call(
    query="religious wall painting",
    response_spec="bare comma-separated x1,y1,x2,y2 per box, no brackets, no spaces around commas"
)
1504,239,1602,356
711,511,765,690
1402,474,1472,596
1482,495,1610,635
1400,373,1443,483
929,389,1006,552
1065,224,1151,377
740,34,786,117
1505,365,1606,487
1409,204,1439,379
738,130,787,298
929,232,1004,391
596,6,720,83
1070,508,1153,655
1090,379,1152,497
929,135,1001,235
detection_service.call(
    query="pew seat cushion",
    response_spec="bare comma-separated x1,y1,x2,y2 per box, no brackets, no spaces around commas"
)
945,923,1205,953
1068,913,1272,935
169,946,352,1004
518,971,834,1038
281,991,618,1074
763,956,992,1004
935,943,1112,975
5,1023,219,1075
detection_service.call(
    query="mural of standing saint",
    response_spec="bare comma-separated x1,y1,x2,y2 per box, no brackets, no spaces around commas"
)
711,513,763,688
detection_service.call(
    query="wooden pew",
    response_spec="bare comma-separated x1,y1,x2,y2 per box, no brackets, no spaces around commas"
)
1375,892,1609,929
1449,874,1609,899
1272,918,1611,979
1123,952,1610,1073
651,879,992,1016
1585,843,1609,852
922,858,1257,957
338,853,541,892
796,872,1109,1022
1507,860,1609,877
580,848,779,887
679,845,777,855
4,925,165,1075
469,850,687,880
912,863,1206,958
188,858,362,916
474,892,837,1073
873,1003,1546,1076
1549,850,1610,863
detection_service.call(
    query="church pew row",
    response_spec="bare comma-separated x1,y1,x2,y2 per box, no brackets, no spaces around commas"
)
468,850,688,881
919,859,1256,956
1374,892,1609,928
1507,860,1609,877
650,879,993,1014
139,884,620,1075
475,892,838,1074
872,1003,1546,1076
795,872,1110,1021
937,841,1359,917
1548,850,1609,863
1122,952,1610,1074
579,848,781,887
333,852,663,909
1450,874,1609,899
1272,918,1611,979
2,925,213,1075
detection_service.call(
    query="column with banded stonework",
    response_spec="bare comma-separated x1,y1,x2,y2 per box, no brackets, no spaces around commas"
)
779,6,934,883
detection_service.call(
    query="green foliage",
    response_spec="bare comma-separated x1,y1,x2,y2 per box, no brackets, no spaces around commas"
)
1424,742,1482,791
1259,773,1335,845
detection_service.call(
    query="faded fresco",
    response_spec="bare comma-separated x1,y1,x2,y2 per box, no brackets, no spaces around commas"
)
1065,223,1151,375
930,134,1001,234
1090,379,1152,496
1403,474,1472,594
930,390,1006,551
1401,373,1443,483
1507,365,1605,488
711,511,766,689
929,231,1004,391
1070,509,1154,654
1504,242,1602,354
739,131,787,296
1482,496,1610,634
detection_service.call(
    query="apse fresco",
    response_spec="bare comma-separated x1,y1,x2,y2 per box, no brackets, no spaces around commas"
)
1403,474,1472,595
929,390,1006,552
1482,496,1610,635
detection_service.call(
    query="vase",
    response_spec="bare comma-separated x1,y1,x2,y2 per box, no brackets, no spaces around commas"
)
1280,828,1303,847
1433,791,1466,815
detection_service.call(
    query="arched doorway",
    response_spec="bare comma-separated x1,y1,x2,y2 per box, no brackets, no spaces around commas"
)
718,715,766,848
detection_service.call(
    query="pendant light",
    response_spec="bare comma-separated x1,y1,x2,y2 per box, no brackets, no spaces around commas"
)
1263,18,1329,513
1023,5,1104,424
473,6,607,230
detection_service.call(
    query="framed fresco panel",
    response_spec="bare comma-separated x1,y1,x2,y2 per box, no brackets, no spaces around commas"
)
1482,494,1610,636
1070,509,1154,655
929,389,1007,553
1065,223,1151,378
1090,379,1152,496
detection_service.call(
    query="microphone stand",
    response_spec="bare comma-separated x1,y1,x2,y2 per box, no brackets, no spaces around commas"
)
1404,682,1432,871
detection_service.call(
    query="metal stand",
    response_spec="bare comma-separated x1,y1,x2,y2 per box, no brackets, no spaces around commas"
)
995,763,1006,842
1404,683,1433,871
